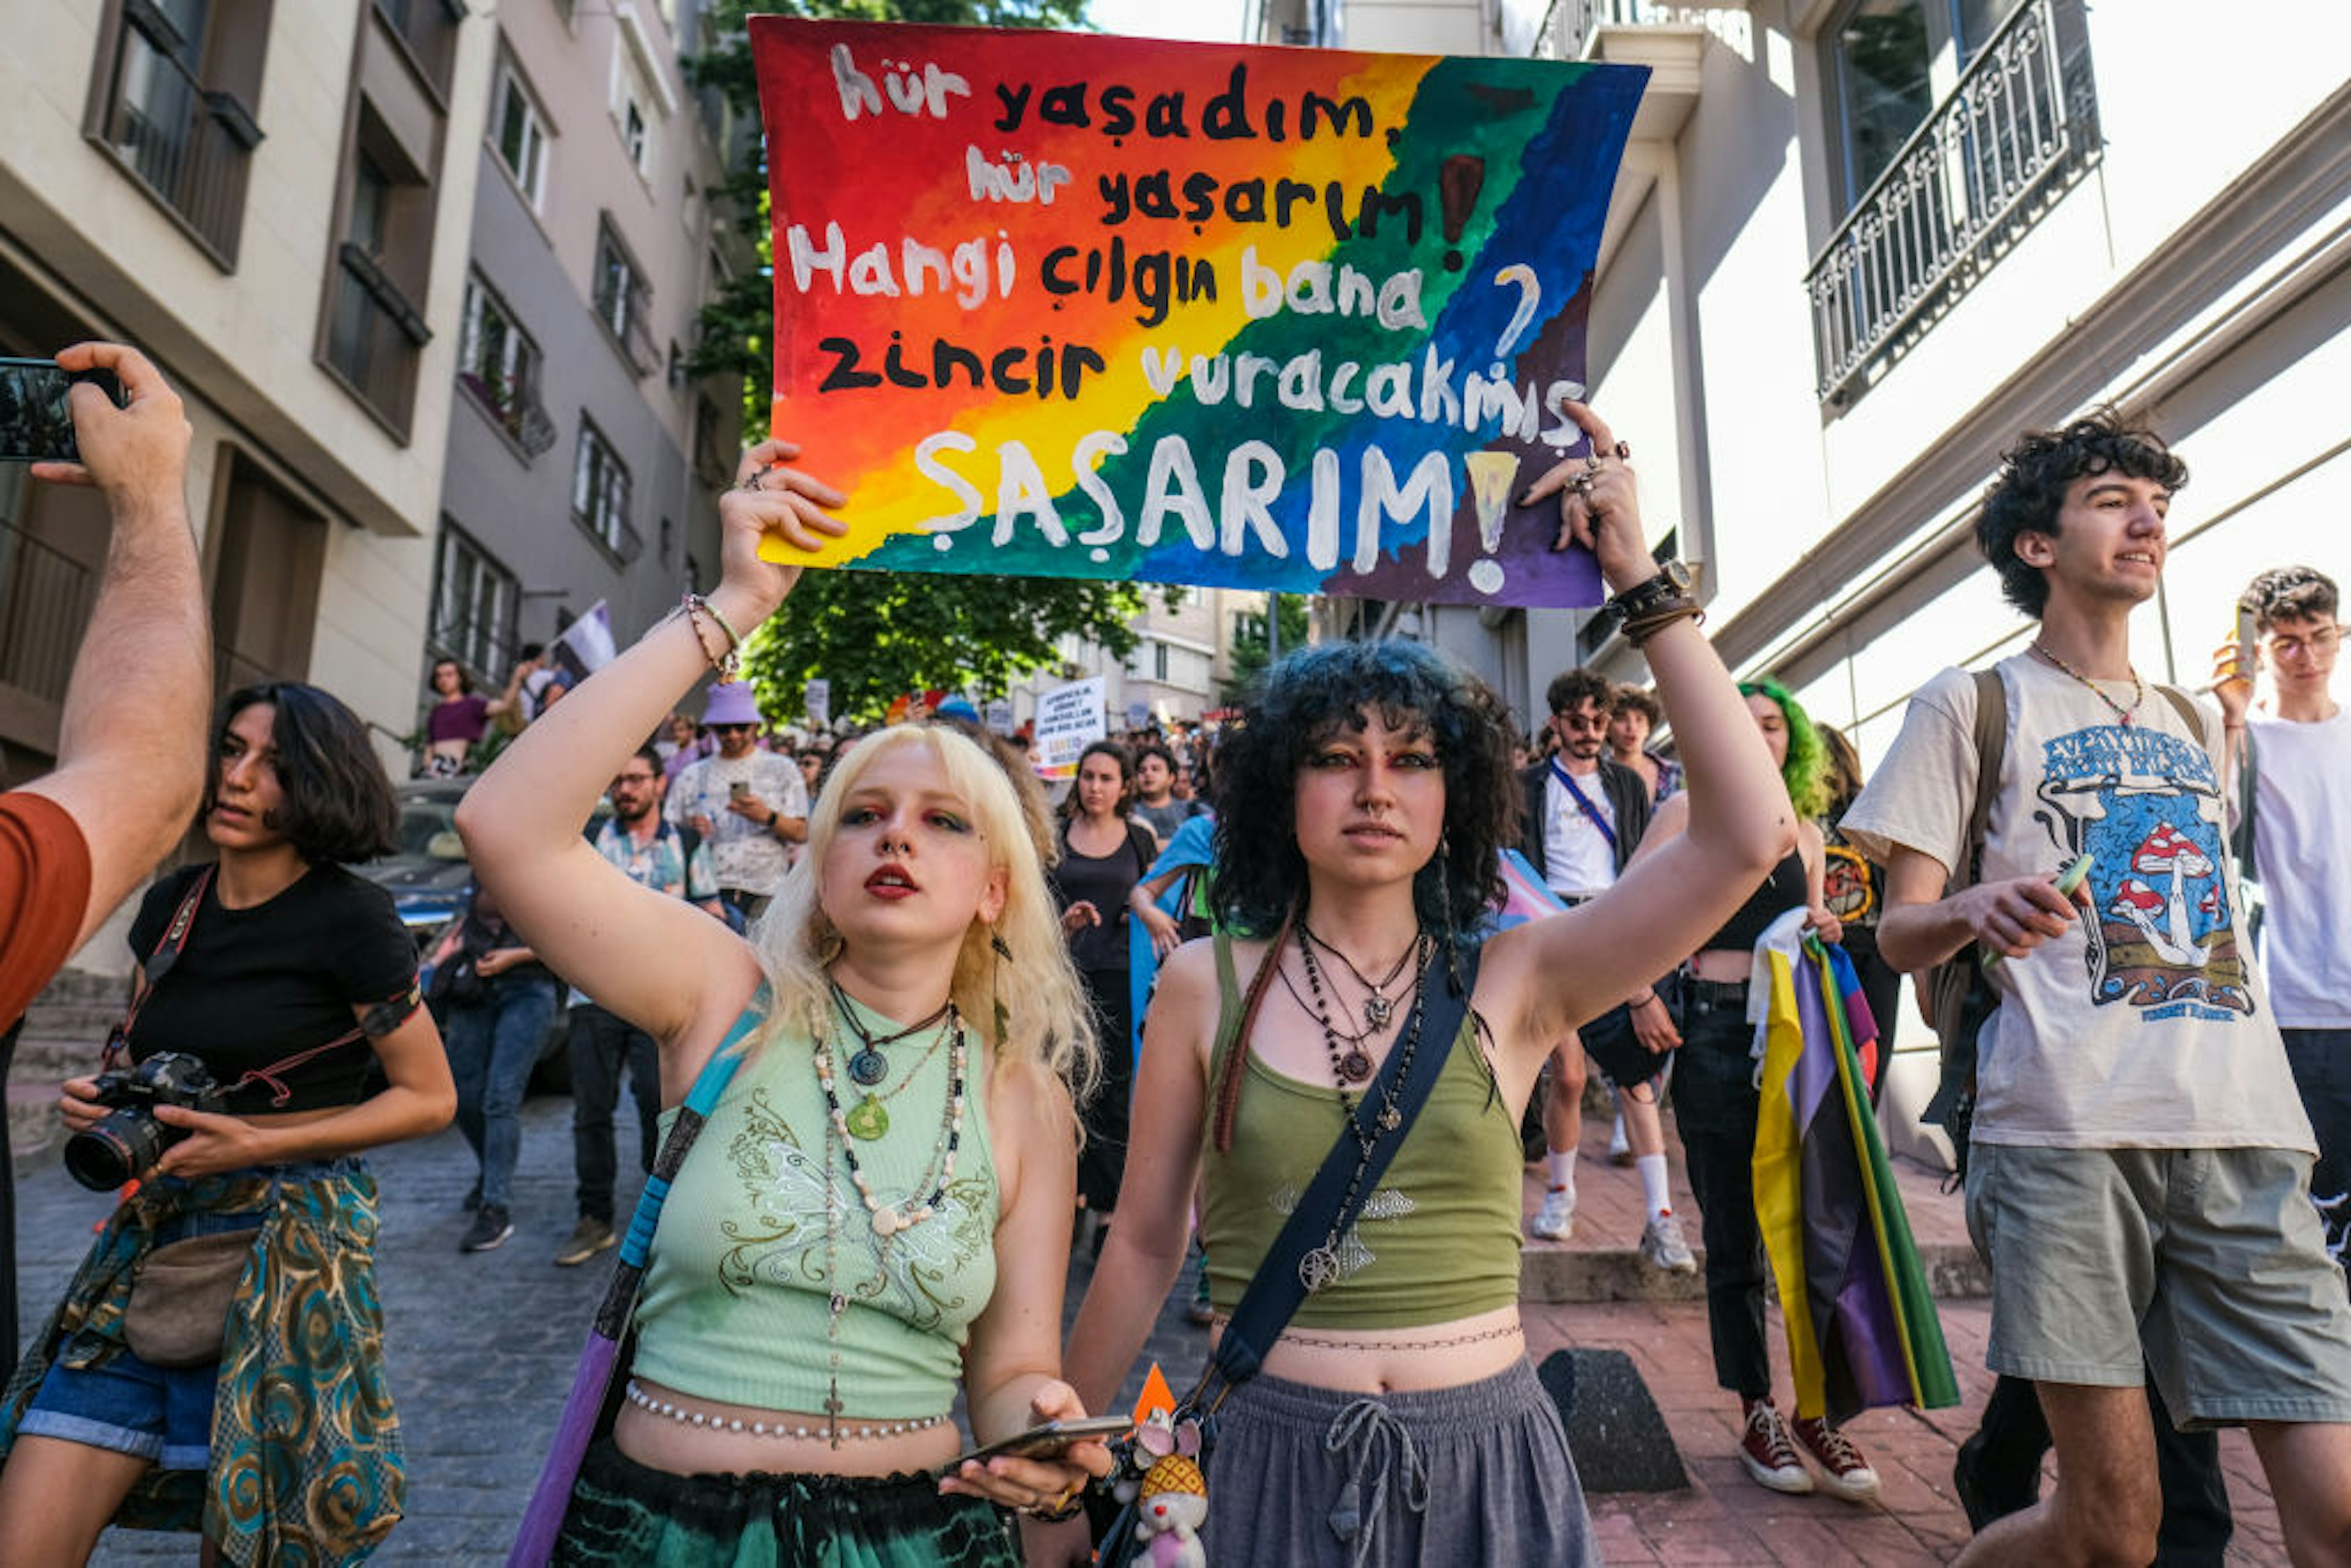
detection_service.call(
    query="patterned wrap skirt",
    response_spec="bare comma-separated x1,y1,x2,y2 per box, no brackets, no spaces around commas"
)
551,1435,1021,1566
0,1160,402,1566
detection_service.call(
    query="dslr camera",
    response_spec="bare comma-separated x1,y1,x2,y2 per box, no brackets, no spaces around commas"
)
63,1052,228,1191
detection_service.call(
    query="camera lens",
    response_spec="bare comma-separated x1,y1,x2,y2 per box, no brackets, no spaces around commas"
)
62,1109,170,1192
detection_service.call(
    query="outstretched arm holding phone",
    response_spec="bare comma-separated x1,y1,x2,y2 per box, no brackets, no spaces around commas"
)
3,343,208,1021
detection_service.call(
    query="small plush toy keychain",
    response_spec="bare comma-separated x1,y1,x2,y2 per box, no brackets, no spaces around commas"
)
1131,1417,1208,1568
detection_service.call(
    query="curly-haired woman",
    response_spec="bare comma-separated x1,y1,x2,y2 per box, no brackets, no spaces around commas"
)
1038,405,1796,1567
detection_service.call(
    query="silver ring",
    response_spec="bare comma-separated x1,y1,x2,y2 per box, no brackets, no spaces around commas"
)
1567,473,1595,497
1613,440,1632,460
1582,453,1605,475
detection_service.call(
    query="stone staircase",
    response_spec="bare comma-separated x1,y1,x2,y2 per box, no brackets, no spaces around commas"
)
7,967,123,1176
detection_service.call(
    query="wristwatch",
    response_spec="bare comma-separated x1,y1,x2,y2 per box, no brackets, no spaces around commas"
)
1606,560,1698,620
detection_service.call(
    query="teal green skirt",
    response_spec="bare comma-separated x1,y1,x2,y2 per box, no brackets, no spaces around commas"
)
550,1437,1019,1567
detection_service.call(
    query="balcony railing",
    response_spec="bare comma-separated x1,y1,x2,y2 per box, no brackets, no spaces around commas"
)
1804,0,2099,407
1554,0,1747,59
457,370,558,458
100,7,263,264
0,517,97,707
327,242,432,424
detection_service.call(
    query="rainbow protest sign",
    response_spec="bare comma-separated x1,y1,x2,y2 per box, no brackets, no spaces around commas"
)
750,20,1646,607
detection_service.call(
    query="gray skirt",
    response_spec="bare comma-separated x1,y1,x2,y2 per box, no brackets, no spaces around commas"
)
1202,1359,1600,1567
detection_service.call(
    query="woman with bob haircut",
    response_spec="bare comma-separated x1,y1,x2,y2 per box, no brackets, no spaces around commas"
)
0,681,456,1564
1037,405,1797,1567
456,438,1115,1565
1618,673,1879,1504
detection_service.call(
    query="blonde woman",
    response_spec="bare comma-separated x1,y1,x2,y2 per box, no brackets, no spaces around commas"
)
458,439,1111,1563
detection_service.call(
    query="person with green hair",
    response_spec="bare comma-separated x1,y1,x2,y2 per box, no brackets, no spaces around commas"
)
1618,674,1880,1501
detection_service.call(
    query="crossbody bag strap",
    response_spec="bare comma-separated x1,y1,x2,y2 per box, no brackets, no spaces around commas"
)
590,996,765,1340
1194,938,1484,1406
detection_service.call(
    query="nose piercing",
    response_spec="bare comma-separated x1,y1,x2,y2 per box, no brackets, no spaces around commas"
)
880,838,909,858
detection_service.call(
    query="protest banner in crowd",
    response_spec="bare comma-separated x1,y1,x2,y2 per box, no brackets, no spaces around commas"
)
751,20,1646,608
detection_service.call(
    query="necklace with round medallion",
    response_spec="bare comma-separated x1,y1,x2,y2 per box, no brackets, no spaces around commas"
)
828,978,951,1089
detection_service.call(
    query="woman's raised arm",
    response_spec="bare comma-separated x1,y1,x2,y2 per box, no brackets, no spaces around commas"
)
1482,406,1792,1049
456,440,845,1049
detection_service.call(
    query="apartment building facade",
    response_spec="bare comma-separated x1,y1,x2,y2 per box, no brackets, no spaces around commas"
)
429,0,741,699
1260,0,2350,745
1255,0,2351,1146
0,1,495,776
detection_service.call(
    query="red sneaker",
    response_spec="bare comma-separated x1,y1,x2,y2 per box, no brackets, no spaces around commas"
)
1738,1400,1813,1494
1790,1414,1881,1502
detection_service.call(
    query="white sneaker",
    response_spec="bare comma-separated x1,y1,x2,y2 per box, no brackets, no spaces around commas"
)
1640,1212,1697,1274
1607,1112,1632,1166
1530,1185,1576,1240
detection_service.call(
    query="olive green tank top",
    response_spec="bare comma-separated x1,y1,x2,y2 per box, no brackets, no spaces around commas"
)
632,1008,997,1417
1197,935,1523,1328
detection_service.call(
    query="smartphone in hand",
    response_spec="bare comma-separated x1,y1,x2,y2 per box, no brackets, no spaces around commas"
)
938,1414,1130,1474
2235,604,2260,683
0,358,127,464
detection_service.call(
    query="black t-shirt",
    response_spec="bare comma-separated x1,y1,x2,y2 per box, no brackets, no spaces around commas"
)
125,863,418,1112
1049,822,1156,972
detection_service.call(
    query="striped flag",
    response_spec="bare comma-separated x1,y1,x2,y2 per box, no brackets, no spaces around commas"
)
1753,934,1958,1423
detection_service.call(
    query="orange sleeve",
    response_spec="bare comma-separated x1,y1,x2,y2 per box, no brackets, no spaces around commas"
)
0,791,92,1027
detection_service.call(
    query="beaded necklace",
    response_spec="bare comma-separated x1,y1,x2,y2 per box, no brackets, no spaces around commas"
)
2031,641,2145,726
811,1000,967,1445
1290,929,1432,1294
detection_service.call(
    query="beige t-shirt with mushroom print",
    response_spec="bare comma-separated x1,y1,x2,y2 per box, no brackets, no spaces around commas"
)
1843,655,2314,1153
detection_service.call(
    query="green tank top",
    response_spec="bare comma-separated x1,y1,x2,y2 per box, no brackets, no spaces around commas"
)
1198,935,1524,1329
632,1007,997,1417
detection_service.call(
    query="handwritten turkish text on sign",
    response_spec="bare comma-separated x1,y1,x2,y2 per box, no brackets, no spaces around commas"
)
1033,677,1107,779
751,20,1646,608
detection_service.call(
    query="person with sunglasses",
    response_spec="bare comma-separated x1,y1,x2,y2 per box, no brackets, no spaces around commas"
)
668,680,808,925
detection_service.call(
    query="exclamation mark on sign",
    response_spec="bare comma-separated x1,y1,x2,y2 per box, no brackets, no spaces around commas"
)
1438,155,1485,271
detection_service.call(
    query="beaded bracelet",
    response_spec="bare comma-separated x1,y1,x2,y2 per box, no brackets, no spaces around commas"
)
681,592,744,680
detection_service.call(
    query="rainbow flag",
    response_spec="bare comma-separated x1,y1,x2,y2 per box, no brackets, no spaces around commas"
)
749,21,1646,608
1753,935,1957,1423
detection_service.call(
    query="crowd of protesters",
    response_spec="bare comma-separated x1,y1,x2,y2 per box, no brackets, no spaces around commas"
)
5,343,2349,1566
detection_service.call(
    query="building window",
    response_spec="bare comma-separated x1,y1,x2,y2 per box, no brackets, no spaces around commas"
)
572,419,634,558
458,274,555,456
611,36,658,178
592,218,656,375
1125,637,1212,696
490,58,549,208
430,521,519,677
1806,0,2096,407
322,105,433,433
373,0,460,96
89,0,272,266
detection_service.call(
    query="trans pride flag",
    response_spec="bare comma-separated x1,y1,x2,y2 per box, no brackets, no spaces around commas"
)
750,21,1646,608
1753,935,1958,1424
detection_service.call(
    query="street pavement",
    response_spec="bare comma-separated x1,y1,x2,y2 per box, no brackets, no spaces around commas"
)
10,1093,2291,1564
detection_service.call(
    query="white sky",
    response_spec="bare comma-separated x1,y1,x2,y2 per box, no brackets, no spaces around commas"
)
1082,0,1251,43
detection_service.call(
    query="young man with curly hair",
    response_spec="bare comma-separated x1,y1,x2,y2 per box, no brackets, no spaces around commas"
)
1844,413,2351,1566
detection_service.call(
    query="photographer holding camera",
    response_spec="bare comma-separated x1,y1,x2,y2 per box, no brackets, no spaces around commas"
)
0,682,455,1565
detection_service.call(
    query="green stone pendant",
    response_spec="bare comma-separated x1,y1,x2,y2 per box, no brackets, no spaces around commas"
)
845,1094,889,1141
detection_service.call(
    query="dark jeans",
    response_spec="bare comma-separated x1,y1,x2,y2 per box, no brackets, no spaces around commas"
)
2283,1027,2351,1286
1958,1373,2232,1564
569,1002,661,1224
443,973,557,1210
1670,978,1771,1399
1076,966,1133,1214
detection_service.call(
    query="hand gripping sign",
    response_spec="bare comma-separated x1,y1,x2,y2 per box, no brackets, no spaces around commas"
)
751,20,1647,608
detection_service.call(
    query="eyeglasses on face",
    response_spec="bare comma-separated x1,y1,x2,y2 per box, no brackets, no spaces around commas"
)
2267,625,2339,659
1554,711,1607,732
612,771,659,786
713,722,758,733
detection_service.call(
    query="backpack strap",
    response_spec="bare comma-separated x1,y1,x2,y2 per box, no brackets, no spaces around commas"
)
1951,667,2008,895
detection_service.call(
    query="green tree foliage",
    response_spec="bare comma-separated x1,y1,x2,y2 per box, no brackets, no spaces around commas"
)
1223,592,1313,699
688,0,1160,724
